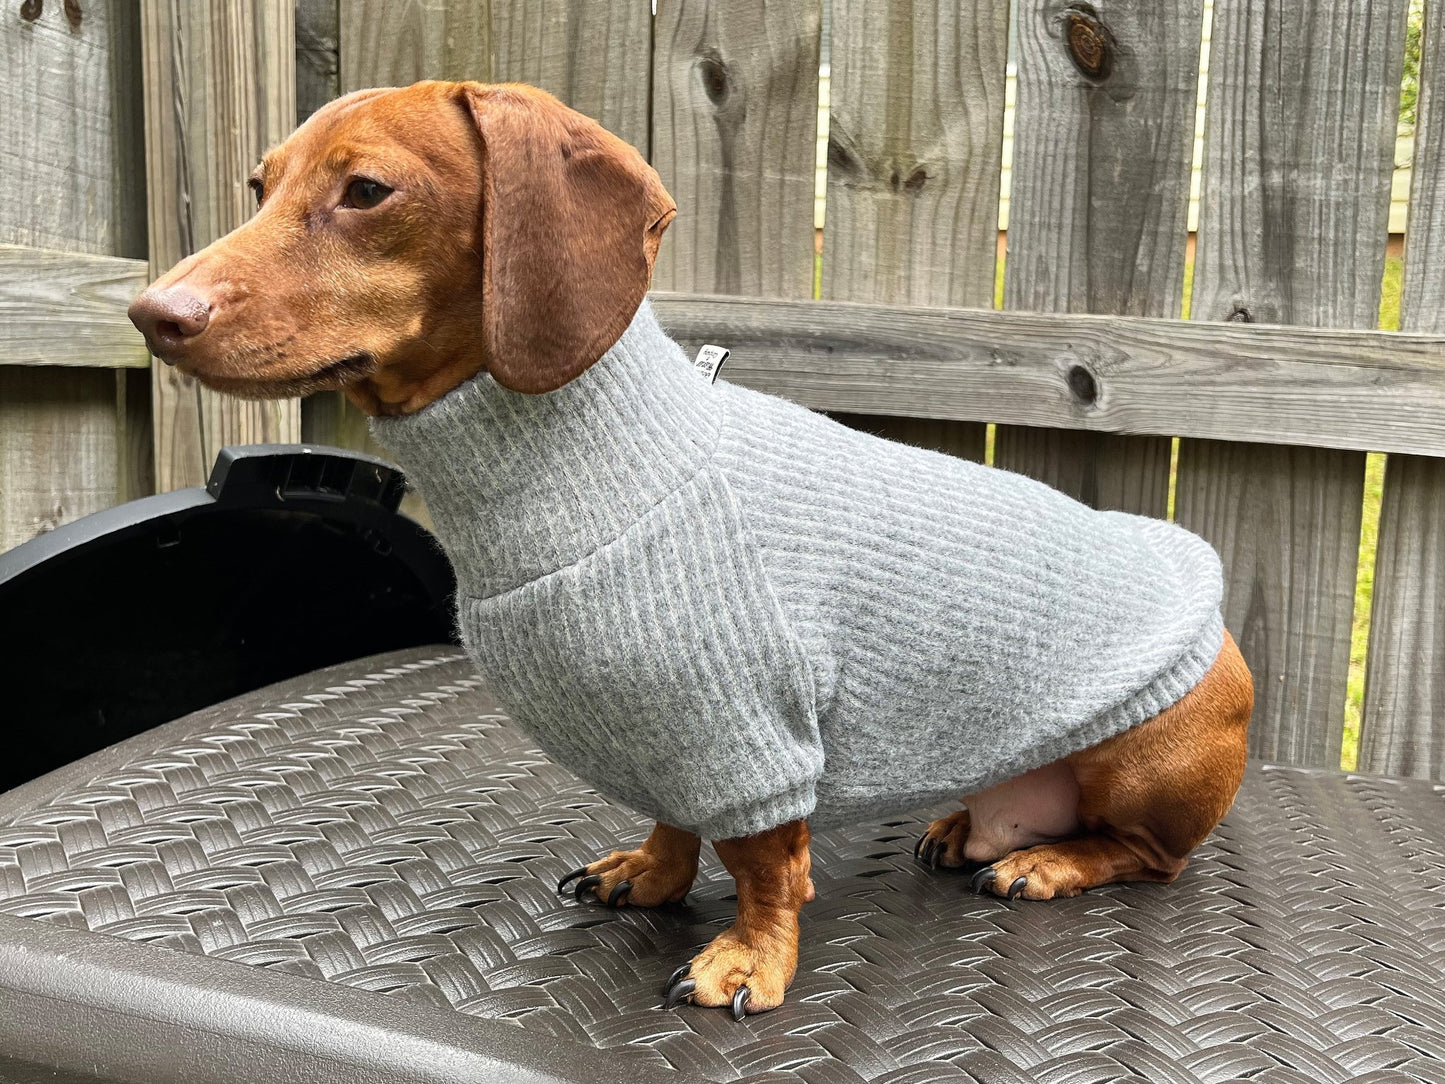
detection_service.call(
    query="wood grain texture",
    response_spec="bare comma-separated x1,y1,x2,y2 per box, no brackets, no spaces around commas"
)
490,0,652,151
1177,0,1409,767
1,0,146,259
996,0,1202,512
1360,0,1445,780
339,0,492,90
297,0,340,122
0,368,122,552
1175,441,1364,767
993,428,1169,519
650,293,1445,456
822,0,1007,309
0,246,148,369
651,0,821,297
820,0,1005,459
116,367,156,504
140,0,300,492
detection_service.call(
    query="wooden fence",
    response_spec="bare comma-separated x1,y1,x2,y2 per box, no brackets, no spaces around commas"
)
4,0,1445,783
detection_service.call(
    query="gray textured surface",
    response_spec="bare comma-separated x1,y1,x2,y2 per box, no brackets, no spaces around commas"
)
2,646,1444,1082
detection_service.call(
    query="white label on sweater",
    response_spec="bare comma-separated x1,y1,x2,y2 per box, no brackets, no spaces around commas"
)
693,344,730,384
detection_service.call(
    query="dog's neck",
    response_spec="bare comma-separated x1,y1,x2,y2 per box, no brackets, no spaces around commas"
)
371,301,723,598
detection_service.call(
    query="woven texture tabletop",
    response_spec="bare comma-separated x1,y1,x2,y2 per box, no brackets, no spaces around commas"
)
1,647,1443,1083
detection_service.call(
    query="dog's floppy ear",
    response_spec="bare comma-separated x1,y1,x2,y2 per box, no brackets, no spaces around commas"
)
457,83,676,394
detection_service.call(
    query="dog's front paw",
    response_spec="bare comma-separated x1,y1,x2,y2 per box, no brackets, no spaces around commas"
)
557,845,696,908
661,925,797,1019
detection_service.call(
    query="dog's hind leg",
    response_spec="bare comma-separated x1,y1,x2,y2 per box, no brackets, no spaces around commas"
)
972,629,1253,901
917,759,1082,870
556,821,700,907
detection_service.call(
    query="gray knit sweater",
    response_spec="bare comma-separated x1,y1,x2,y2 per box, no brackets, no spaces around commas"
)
373,302,1225,840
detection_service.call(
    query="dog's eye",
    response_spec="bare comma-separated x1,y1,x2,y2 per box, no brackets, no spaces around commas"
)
343,178,393,210
247,179,263,209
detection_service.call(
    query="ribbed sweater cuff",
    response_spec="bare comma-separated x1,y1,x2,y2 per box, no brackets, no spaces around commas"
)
694,780,818,841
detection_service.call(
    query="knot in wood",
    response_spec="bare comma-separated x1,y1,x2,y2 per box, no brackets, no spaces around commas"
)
696,51,732,107
1064,7,1114,82
63,0,81,30
1067,364,1099,406
19,0,42,22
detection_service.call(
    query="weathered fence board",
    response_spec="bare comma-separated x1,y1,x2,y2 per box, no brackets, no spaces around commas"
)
651,294,1445,457
822,0,1007,310
1,0,146,260
1176,0,1408,766
651,0,821,298
339,0,492,90
0,368,122,552
1361,0,1445,780
820,0,1008,461
139,0,300,492
297,0,340,123
1,2,147,551
996,0,1202,513
0,247,148,369
993,427,1170,520
491,1,652,152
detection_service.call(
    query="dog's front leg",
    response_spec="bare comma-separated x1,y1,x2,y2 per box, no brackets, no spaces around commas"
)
557,821,700,907
662,820,813,1018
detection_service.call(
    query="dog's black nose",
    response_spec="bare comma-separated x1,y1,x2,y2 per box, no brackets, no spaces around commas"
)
128,285,212,363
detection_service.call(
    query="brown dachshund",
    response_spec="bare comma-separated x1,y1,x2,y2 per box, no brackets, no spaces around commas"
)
130,80,1253,1018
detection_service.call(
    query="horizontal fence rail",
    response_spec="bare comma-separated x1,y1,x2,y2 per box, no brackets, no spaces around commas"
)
653,293,1445,458
0,246,149,369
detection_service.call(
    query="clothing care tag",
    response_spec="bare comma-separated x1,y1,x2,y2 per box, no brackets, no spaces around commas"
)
692,344,730,384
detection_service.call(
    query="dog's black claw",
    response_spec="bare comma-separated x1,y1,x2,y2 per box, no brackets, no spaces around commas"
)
607,880,632,907
556,867,590,894
573,874,602,901
732,985,750,1021
970,867,997,894
661,964,691,998
662,977,696,1011
914,835,926,860
1007,876,1028,900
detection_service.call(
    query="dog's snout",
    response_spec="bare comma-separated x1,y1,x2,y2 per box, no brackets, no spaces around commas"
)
128,285,212,361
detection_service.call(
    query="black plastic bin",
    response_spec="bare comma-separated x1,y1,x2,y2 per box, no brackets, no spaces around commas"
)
0,445,457,793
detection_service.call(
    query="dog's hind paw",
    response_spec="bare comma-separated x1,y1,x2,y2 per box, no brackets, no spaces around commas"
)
915,808,976,869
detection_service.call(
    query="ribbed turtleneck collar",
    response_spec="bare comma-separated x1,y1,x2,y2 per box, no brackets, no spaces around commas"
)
370,301,723,599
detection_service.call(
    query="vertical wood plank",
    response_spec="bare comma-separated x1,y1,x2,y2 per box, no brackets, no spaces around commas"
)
297,0,340,123
1361,0,1445,780
140,0,300,492
820,0,1006,460
1,1,149,550
995,0,1202,512
0,368,120,551
1176,0,1407,767
651,0,821,298
1176,440,1363,766
490,1,652,152
2,0,145,258
338,0,492,90
994,427,1170,519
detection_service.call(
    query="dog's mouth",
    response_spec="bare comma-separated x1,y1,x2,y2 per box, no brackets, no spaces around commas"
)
187,351,379,399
